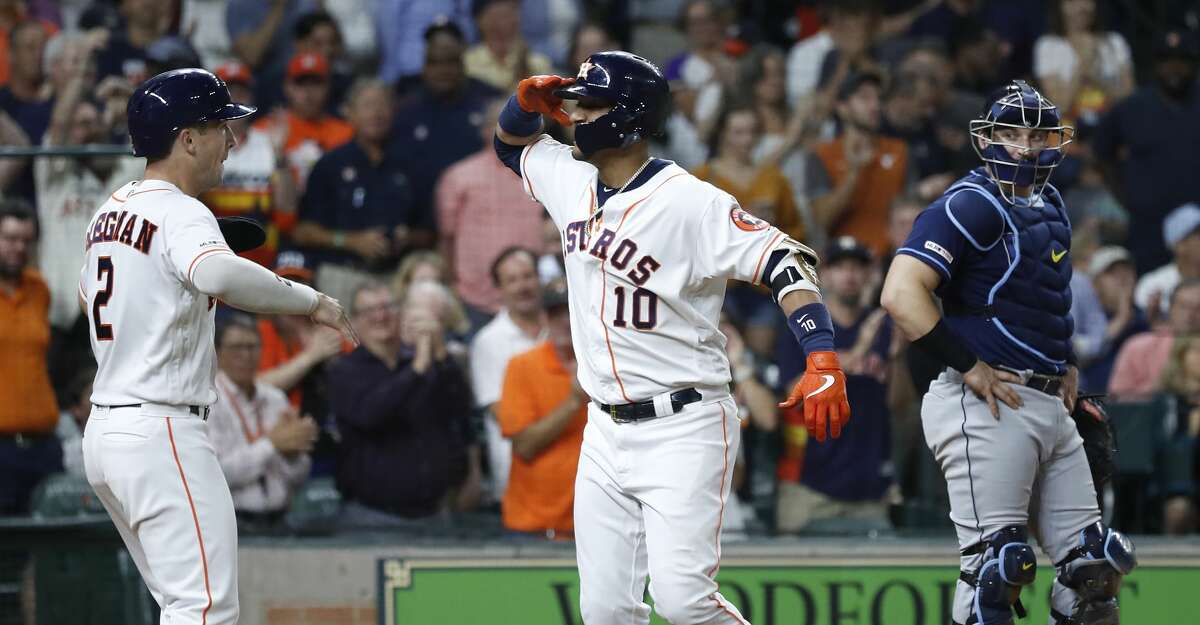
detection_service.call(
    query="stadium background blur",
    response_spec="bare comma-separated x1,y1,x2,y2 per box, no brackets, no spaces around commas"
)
2,0,1200,624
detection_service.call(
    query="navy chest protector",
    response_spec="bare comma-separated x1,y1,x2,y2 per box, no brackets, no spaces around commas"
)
949,180,1075,366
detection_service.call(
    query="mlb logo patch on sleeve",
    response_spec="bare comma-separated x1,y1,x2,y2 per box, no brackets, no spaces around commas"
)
925,240,954,264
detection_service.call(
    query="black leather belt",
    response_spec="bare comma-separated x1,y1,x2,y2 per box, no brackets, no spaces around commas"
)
1024,373,1062,396
597,388,702,423
105,403,210,420
993,366,1063,396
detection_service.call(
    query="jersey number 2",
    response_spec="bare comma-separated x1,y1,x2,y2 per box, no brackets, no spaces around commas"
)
612,286,658,330
92,256,114,341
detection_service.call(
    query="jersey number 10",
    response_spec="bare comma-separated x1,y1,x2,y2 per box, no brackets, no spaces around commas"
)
612,286,658,330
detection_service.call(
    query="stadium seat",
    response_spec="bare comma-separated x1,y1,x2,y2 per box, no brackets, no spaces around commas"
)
284,477,342,535
29,473,105,518
1106,396,1170,532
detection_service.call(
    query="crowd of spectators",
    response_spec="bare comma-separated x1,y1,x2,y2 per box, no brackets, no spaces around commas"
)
2,0,1200,538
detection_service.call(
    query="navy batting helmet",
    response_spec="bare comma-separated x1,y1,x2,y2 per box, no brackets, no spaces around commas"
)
554,51,670,156
127,68,256,158
969,80,1074,202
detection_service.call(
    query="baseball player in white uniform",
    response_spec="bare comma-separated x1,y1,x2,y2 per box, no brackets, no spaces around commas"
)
79,69,356,625
494,52,852,624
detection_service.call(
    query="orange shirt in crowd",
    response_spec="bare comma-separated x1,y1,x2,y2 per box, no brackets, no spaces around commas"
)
693,162,806,242
0,268,58,433
257,317,353,409
497,341,587,534
257,318,304,409
0,18,58,87
813,136,909,256
252,111,353,191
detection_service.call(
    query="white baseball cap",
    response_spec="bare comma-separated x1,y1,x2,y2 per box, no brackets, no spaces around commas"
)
1088,246,1133,277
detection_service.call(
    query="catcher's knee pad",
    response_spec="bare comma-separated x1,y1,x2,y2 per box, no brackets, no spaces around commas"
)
1052,522,1137,625
963,525,1037,625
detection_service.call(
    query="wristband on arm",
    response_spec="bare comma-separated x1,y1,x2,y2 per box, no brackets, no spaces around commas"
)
498,94,542,137
912,319,978,373
787,303,836,357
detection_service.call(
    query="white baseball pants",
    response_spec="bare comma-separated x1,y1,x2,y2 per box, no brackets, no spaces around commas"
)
83,405,239,625
574,395,749,625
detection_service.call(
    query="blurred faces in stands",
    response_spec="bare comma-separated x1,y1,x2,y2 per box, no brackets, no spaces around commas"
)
1092,254,1136,313
837,75,882,133
493,247,542,319
284,52,331,120
66,99,102,146
422,22,467,97
294,11,344,67
821,238,872,309
119,0,167,39
897,43,952,111
1154,30,1199,101
0,207,33,280
345,79,394,146
827,0,878,61
1168,281,1200,335
568,23,616,70
352,283,401,350
751,50,786,109
949,20,1006,94
216,321,262,391
682,0,723,52
9,20,46,87
475,0,521,45
716,108,758,162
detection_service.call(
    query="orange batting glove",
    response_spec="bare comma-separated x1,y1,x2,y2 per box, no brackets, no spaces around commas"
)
778,351,850,443
517,75,574,127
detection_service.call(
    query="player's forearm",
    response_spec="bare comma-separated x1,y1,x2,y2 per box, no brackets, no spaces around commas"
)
192,252,318,315
496,93,545,145
811,170,859,229
496,125,542,146
257,352,320,393
778,289,821,316
232,4,287,67
510,397,581,461
292,221,339,250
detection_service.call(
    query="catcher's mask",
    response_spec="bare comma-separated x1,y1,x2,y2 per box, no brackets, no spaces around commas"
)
970,80,1074,204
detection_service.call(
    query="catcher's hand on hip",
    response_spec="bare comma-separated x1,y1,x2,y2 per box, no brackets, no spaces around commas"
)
517,75,574,126
779,351,850,442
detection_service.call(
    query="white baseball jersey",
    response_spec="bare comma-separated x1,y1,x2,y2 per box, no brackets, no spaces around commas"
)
81,179,235,407
519,135,787,405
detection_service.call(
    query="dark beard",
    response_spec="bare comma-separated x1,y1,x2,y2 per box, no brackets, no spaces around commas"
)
0,262,22,281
